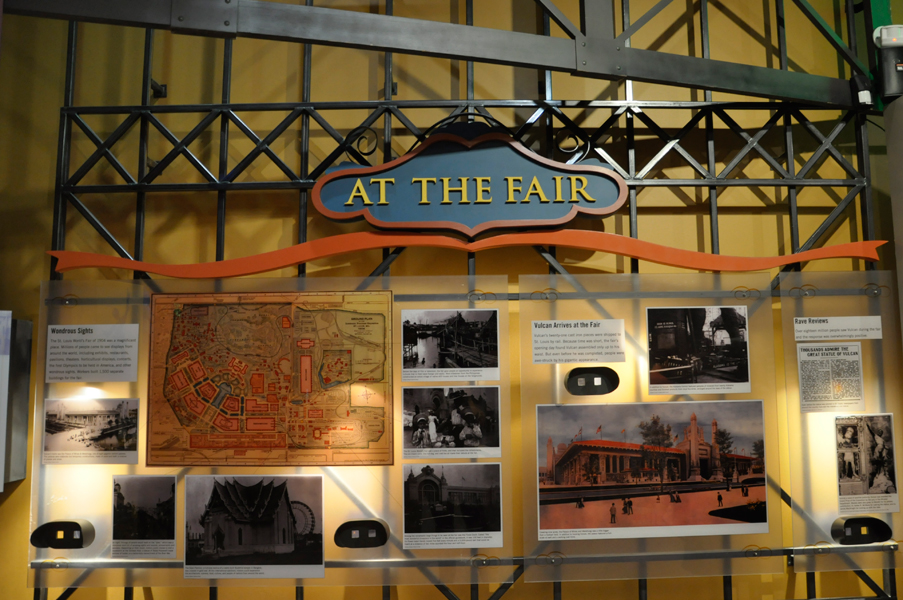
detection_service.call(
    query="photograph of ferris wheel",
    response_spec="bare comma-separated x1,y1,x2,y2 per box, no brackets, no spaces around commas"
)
184,475,324,578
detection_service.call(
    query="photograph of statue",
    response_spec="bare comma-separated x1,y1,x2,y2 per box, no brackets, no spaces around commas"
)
647,307,750,395
836,414,899,514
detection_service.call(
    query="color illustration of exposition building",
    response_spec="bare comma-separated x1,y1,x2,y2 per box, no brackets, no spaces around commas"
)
542,413,757,486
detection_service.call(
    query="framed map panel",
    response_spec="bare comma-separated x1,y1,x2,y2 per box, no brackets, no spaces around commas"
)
147,291,392,466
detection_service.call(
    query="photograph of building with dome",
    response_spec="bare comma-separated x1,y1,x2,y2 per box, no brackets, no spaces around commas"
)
184,475,324,579
537,400,766,540
403,463,502,549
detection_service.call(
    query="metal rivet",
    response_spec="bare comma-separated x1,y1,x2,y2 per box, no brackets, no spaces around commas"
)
225,0,231,3
617,66,621,70
178,15,184,21
224,20,230,26
582,61,586,65
616,46,620,50
582,42,586,47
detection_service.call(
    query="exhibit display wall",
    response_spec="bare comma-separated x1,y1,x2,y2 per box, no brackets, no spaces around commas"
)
2,1,903,599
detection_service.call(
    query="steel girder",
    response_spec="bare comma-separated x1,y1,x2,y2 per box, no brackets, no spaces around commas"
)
2,0,868,107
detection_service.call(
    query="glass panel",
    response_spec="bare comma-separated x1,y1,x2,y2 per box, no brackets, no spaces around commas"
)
780,271,901,573
29,276,513,588
520,273,784,581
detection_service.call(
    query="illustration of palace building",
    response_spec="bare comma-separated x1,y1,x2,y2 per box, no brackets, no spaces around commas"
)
405,465,501,509
199,479,296,556
543,413,755,486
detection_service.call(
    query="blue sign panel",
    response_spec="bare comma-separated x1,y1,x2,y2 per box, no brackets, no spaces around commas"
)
312,133,628,236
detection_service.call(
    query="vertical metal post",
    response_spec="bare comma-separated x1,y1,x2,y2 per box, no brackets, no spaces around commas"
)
700,0,718,253
722,575,732,600
777,1,799,260
622,0,638,273
855,112,876,269
776,0,789,74
382,585,392,600
124,588,133,600
134,28,153,277
845,0,858,57
542,10,554,157
466,0,474,117
471,582,479,600
209,587,218,600
622,0,633,100
295,586,303,600
806,571,816,599
379,1,395,282
552,581,562,600
626,110,638,274
884,568,897,598
50,21,78,279
216,38,233,262
383,0,394,163
700,0,712,102
705,109,719,254
784,109,800,254
298,0,313,277
638,578,648,600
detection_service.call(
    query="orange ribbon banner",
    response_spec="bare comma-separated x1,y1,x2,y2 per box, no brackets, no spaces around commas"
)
48,230,885,279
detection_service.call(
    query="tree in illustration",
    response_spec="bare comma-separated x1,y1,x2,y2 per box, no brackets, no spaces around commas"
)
638,414,673,491
715,428,734,480
752,438,765,473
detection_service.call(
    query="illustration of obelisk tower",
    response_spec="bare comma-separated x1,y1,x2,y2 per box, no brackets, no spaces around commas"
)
711,418,724,480
688,413,702,481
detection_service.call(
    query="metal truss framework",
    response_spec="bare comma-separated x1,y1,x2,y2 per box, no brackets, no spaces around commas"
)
3,0,895,599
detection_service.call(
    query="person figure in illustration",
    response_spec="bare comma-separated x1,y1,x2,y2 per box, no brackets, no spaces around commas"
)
411,414,432,448
622,498,629,514
838,426,858,479
674,492,681,503
717,492,723,507
627,498,633,514
459,411,483,447
576,497,585,509
610,503,616,523
427,409,440,443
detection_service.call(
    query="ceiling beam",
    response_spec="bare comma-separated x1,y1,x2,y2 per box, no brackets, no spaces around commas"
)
4,0,855,107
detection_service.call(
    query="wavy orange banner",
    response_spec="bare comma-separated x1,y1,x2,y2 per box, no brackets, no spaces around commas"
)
48,230,885,279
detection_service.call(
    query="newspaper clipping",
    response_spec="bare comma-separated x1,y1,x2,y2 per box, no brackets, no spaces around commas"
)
836,414,899,514
797,343,864,413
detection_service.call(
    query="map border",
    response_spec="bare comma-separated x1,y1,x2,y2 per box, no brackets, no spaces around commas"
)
147,290,393,467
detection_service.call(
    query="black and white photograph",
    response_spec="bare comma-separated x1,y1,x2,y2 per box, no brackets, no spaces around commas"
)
402,386,501,458
42,398,138,464
537,400,768,541
112,475,176,558
403,463,503,549
184,475,324,579
836,414,899,514
401,309,500,382
647,306,751,395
